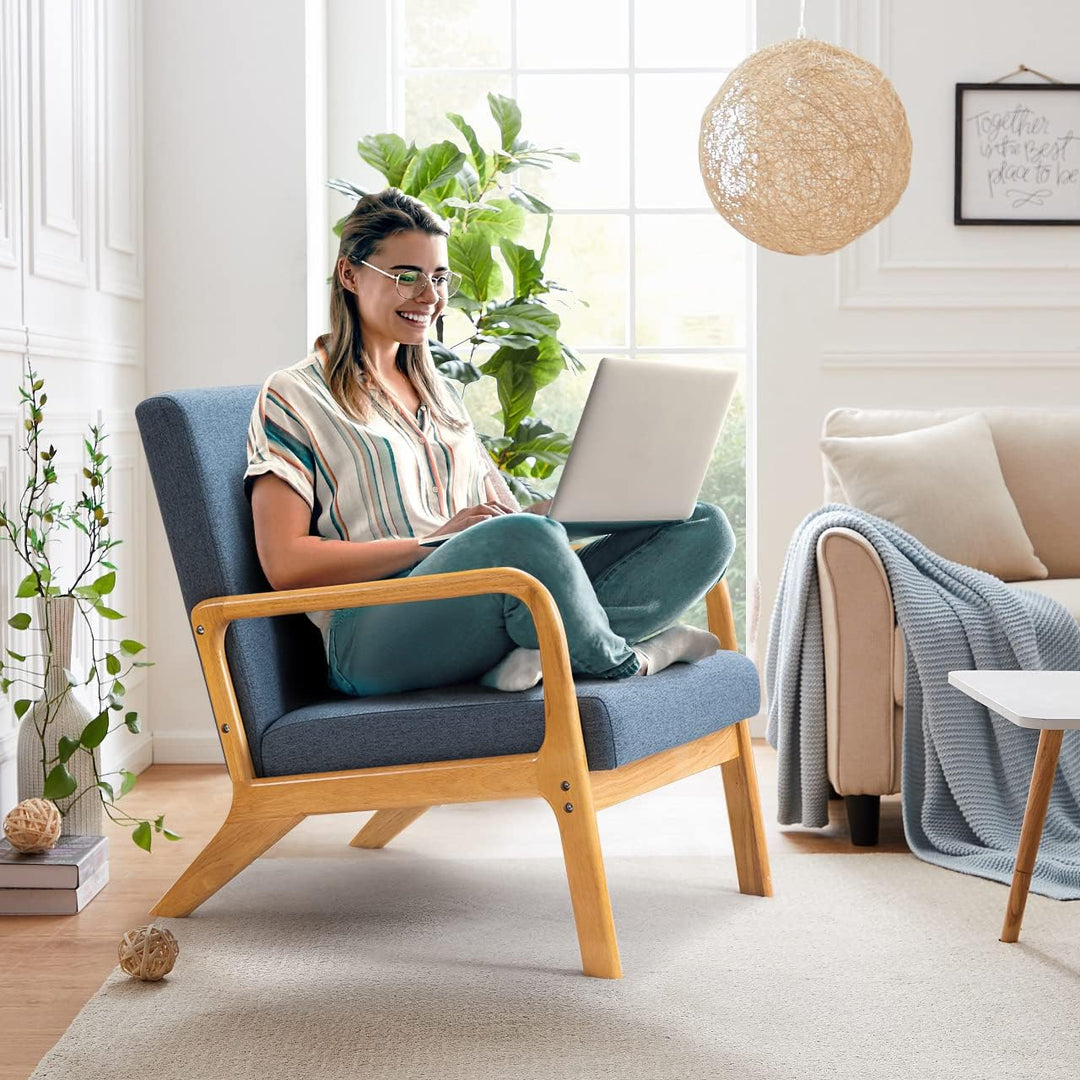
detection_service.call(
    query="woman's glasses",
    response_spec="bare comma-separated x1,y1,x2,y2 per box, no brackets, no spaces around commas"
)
360,260,462,300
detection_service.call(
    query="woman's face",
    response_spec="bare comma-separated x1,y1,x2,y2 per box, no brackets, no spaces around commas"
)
340,230,450,356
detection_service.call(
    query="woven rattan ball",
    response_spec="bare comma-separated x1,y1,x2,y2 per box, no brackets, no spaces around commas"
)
3,798,61,853
118,925,180,982
699,37,912,255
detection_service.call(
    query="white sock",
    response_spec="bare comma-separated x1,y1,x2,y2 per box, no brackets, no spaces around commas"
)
633,624,720,676
479,647,543,691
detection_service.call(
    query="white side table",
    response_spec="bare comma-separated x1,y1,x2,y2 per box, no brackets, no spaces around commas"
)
948,670,1080,943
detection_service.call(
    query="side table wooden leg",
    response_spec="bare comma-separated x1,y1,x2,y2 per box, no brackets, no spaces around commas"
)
1001,728,1064,944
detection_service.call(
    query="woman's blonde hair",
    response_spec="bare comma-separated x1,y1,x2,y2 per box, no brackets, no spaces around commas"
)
315,189,467,431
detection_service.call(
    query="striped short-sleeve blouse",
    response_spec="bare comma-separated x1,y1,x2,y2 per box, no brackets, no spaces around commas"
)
244,351,518,639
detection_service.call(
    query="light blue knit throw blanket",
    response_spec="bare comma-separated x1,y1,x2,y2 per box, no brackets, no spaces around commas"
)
765,506,1080,899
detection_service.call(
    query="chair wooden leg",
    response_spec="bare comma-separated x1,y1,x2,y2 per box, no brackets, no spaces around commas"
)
349,807,429,849
548,796,622,979
150,809,304,917
720,719,773,897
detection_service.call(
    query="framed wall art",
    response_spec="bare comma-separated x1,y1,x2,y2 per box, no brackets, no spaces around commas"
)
955,82,1080,225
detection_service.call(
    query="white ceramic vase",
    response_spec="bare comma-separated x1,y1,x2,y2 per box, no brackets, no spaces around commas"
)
16,595,103,836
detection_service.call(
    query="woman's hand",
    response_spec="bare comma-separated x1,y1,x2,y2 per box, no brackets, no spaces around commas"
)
438,501,513,535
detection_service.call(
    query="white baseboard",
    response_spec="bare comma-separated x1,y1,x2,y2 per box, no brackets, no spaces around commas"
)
152,730,225,765
107,734,156,777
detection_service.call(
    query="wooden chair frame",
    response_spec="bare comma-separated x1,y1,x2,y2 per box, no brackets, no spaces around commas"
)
152,568,772,978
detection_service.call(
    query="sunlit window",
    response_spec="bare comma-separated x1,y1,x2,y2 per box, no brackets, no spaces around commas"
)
396,0,751,644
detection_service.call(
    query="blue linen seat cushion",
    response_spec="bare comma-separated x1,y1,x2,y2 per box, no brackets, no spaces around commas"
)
259,649,760,777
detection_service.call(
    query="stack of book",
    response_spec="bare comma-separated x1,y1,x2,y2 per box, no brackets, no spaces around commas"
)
0,835,109,914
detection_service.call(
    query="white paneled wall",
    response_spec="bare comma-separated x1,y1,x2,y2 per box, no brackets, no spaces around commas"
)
0,0,147,816
142,0,309,764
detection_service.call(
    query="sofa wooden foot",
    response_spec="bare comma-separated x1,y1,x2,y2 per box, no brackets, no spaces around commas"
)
844,795,880,846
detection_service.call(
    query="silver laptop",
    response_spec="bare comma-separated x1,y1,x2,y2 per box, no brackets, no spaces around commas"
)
422,357,738,544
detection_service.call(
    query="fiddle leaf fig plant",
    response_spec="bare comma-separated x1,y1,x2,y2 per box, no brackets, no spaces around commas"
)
329,92,584,502
1,361,177,850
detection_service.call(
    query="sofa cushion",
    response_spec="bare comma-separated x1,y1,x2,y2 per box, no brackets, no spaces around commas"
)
821,413,1048,582
1010,578,1080,624
823,406,1080,578
891,578,1080,707
259,650,760,777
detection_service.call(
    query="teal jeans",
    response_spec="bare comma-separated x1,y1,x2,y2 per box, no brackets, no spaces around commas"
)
327,501,735,697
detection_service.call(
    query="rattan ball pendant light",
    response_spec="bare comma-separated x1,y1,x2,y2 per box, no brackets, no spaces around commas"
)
698,2,912,255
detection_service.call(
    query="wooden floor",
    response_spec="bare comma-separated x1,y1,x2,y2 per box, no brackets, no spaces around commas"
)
0,741,905,1079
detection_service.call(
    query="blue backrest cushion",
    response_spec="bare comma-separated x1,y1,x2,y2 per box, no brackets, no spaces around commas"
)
135,388,330,774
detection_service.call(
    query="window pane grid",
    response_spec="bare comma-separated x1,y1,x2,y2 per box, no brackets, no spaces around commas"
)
394,0,751,644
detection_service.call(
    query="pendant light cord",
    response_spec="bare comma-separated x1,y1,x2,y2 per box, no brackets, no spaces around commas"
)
797,0,807,39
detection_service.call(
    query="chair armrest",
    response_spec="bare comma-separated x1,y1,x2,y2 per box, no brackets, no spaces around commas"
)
815,528,902,796
705,578,738,652
190,568,582,784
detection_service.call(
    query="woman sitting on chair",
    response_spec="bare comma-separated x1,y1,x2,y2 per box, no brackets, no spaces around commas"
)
245,189,734,697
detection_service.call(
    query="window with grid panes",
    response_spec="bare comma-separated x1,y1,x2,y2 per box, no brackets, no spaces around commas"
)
396,0,751,645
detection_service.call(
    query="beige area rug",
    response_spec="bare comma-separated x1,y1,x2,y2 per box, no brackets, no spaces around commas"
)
31,853,1080,1080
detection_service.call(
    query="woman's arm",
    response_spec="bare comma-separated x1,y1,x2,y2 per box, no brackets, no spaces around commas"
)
251,474,431,591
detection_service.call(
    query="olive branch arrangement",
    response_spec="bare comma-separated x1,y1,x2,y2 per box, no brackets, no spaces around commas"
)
1,363,177,850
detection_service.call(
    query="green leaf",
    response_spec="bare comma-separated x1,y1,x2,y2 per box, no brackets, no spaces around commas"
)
355,133,416,188
91,571,116,595
442,197,495,215
97,779,115,802
488,93,522,152
478,300,560,339
446,112,488,184
119,639,145,655
506,186,553,215
112,679,125,697
124,711,140,734
43,764,77,800
8,612,31,630
6,649,25,663
502,430,573,471
120,769,137,797
429,341,482,386
80,709,110,749
105,652,121,675
15,572,41,598
468,197,526,243
498,239,546,299
13,698,31,718
131,820,151,852
481,343,565,435
97,607,123,620
325,177,368,202
162,828,182,842
400,141,466,196
58,735,81,764
448,230,501,305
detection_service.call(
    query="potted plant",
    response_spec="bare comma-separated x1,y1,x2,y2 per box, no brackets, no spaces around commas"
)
4,362,176,850
330,92,583,502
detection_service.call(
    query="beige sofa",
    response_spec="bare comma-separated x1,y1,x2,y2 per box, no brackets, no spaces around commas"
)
816,407,1080,844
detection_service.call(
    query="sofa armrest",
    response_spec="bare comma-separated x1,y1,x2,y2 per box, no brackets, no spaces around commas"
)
816,528,902,796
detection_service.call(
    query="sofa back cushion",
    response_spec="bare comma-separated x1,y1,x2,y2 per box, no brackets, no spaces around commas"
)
823,407,1080,579
821,414,1047,581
